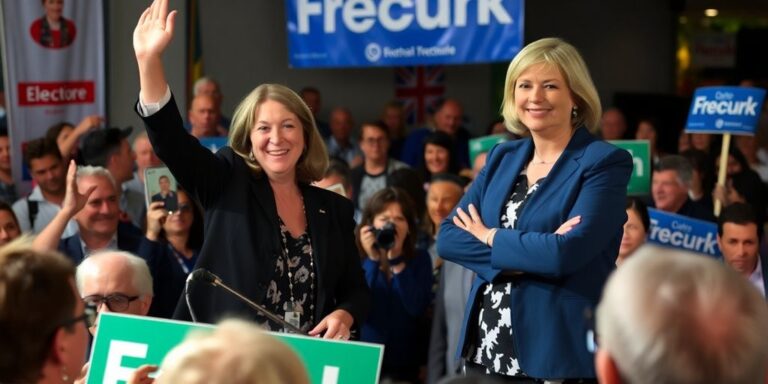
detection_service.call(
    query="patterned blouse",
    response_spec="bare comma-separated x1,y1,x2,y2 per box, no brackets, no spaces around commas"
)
471,173,542,376
262,219,316,332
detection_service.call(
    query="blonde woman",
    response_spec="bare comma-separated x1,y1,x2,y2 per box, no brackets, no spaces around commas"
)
439,38,632,381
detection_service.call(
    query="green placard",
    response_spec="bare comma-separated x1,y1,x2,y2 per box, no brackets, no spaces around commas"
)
86,313,383,384
609,140,651,196
469,134,509,165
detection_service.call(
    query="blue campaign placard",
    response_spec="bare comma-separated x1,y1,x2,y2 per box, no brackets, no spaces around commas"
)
198,137,228,153
284,0,524,68
685,86,766,135
647,208,721,258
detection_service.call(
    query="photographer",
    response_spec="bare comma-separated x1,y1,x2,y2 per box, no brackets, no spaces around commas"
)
357,187,433,383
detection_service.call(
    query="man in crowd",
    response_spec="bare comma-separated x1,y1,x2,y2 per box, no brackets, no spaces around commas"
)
717,203,767,297
33,165,146,265
124,131,163,198
599,107,627,140
351,122,408,210
595,247,768,384
80,127,144,227
76,250,153,332
379,100,407,160
188,94,227,138
193,76,231,130
12,137,78,237
300,86,330,139
0,127,17,204
400,98,470,168
326,107,362,167
651,155,715,222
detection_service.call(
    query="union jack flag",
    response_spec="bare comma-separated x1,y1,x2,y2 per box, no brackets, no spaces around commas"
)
394,66,445,125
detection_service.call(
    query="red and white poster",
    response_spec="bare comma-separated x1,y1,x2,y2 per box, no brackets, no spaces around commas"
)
1,0,105,192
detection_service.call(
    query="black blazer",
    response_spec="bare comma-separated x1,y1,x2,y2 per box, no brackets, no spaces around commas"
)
140,96,370,327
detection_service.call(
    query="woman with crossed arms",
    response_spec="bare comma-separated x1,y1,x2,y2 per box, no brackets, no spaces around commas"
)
438,38,632,382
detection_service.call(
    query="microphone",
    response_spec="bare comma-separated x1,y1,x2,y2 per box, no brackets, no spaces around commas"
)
185,268,306,335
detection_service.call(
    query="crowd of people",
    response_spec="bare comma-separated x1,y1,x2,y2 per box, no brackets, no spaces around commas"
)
1,0,768,383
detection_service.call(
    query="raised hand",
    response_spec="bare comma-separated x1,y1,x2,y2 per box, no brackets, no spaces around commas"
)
145,201,168,240
74,115,103,135
61,160,96,218
133,0,177,61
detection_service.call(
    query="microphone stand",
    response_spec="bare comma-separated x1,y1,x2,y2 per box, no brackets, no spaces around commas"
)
186,269,306,335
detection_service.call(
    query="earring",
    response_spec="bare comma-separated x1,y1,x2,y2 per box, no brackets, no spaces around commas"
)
61,366,71,383
571,106,578,118
248,152,255,161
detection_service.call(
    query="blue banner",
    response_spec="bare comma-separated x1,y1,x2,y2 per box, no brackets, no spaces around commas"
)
285,0,524,68
647,208,721,258
685,86,766,135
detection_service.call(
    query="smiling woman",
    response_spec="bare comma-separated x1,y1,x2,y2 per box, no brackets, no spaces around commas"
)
132,0,369,339
437,37,633,381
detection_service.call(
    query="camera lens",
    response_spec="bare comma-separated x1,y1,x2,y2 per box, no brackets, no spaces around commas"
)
373,222,397,250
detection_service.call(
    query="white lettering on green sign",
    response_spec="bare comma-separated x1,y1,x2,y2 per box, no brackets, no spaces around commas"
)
104,340,148,384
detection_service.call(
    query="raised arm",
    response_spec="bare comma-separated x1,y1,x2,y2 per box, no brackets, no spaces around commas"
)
33,161,95,251
58,115,102,159
133,0,177,103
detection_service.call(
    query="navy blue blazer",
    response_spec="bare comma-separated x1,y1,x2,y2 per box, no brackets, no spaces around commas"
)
437,127,632,379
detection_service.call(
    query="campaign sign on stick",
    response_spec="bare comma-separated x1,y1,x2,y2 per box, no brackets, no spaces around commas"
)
685,86,765,135
87,313,383,384
647,208,721,258
284,0,524,67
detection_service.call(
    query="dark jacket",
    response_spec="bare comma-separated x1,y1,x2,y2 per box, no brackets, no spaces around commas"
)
59,221,145,265
140,96,371,327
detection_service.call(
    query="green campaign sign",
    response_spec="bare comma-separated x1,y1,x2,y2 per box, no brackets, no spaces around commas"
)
469,134,508,166
86,313,383,384
609,140,651,196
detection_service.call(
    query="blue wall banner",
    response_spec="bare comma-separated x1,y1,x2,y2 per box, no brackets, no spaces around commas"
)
647,208,721,258
285,0,525,68
685,86,766,135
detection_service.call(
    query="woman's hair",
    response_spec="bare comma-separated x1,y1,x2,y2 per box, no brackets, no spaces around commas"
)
625,197,650,233
0,201,20,230
357,187,418,262
387,168,427,224
0,237,77,383
45,121,74,143
157,319,309,384
228,84,328,183
501,37,601,135
156,188,204,251
420,131,460,181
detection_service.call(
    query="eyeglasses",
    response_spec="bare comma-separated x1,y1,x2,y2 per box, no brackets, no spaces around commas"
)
83,293,140,312
60,302,98,329
170,203,192,215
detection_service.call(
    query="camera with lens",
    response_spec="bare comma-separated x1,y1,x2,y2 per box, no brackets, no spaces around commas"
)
372,222,397,250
